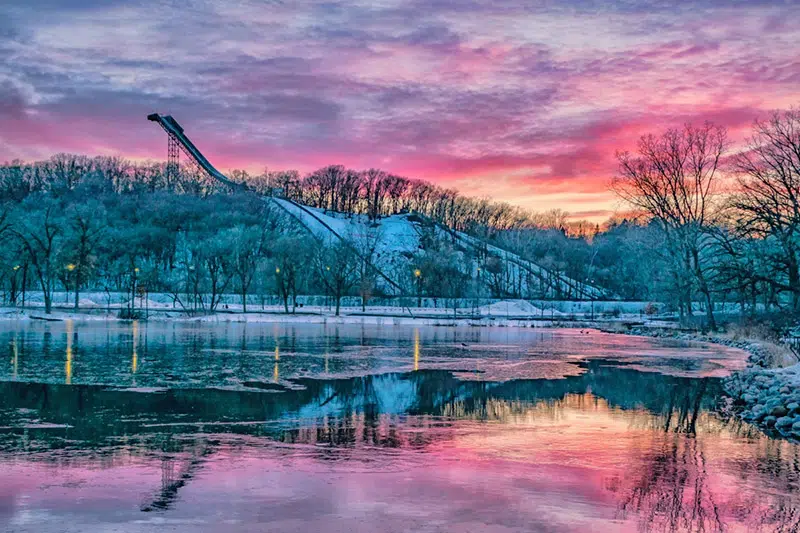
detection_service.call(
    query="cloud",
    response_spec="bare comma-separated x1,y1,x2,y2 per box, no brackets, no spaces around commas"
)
0,0,798,215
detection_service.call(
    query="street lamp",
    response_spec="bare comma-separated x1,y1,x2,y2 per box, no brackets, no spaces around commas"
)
65,264,76,306
414,269,422,307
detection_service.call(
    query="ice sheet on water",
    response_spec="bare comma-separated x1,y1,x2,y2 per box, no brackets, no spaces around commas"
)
0,322,749,391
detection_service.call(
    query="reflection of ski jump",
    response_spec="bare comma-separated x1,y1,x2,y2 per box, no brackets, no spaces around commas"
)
140,443,213,512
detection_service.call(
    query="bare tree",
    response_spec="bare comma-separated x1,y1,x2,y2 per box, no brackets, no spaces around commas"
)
62,201,106,310
273,235,315,313
315,239,358,316
349,226,384,312
11,199,64,314
613,123,727,329
224,225,267,313
732,107,800,309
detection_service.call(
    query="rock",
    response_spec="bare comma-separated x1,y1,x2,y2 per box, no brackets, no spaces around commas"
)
763,415,777,427
766,398,782,409
792,421,800,433
770,405,788,417
742,393,757,404
788,402,800,413
775,416,794,428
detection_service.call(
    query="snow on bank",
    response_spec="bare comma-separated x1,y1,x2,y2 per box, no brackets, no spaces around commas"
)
179,311,559,329
475,299,567,317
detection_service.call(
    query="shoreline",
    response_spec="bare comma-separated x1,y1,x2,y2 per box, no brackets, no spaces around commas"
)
0,305,649,329
616,324,800,440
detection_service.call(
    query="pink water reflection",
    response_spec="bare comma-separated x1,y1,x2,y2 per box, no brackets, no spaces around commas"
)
2,393,797,533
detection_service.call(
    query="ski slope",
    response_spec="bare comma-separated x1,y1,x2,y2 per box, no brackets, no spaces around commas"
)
145,113,606,301
270,197,605,300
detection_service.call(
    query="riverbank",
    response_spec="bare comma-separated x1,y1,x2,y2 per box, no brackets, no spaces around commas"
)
0,303,647,329
615,324,800,440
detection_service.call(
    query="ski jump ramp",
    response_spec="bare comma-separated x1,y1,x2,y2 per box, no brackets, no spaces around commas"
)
147,113,608,300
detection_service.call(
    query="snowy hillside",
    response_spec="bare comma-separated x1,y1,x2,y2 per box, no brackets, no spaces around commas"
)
270,197,605,300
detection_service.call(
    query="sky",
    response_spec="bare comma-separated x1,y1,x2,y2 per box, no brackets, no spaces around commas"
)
1,1,798,220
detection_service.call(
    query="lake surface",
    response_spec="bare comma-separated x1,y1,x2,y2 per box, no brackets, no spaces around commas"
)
0,321,797,532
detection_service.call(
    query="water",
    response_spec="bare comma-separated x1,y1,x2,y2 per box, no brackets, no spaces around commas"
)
0,321,797,532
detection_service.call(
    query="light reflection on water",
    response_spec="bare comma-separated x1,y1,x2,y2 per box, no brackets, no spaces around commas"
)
0,321,796,532
0,321,748,389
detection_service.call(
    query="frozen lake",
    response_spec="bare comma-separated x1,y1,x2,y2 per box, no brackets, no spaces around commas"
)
0,321,797,532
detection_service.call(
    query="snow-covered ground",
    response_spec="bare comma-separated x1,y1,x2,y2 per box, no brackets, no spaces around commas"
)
271,197,604,299
0,291,658,321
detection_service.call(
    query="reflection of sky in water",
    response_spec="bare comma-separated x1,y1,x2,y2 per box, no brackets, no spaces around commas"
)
0,322,794,533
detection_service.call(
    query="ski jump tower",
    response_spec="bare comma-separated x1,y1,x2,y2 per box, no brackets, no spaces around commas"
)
147,113,243,190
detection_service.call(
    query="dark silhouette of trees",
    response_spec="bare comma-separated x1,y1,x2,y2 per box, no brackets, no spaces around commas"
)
732,107,800,309
614,123,727,329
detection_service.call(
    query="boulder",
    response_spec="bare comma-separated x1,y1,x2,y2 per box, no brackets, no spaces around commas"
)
770,405,788,417
751,405,768,421
775,416,794,429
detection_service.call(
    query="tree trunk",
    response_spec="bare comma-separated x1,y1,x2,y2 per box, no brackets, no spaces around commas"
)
703,291,717,331
241,289,247,313
43,288,52,314
21,266,27,308
74,275,80,311
335,294,341,316
788,252,800,310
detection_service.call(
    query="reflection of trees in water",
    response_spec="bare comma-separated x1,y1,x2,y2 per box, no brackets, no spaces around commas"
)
280,413,440,453
617,431,800,533
617,433,724,533
1,361,798,524
614,380,800,533
140,435,213,512
724,436,800,533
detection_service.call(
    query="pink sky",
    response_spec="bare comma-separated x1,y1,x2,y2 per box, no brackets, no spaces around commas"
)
1,1,799,220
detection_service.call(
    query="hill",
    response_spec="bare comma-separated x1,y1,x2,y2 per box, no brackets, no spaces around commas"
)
270,197,605,300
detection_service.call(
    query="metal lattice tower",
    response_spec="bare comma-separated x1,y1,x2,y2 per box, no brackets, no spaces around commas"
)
166,135,180,185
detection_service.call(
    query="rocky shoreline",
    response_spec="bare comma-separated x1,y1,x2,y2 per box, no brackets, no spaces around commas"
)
626,326,800,440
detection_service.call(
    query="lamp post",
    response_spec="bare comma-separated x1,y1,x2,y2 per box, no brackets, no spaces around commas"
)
414,269,422,308
131,267,139,316
187,265,195,312
11,265,20,307
66,264,76,308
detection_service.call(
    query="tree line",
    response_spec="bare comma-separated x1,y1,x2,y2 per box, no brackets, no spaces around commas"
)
1,105,799,326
